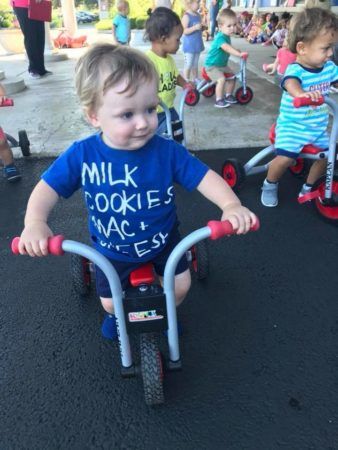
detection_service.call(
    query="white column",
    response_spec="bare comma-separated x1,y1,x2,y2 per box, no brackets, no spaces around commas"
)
44,22,55,54
60,0,78,37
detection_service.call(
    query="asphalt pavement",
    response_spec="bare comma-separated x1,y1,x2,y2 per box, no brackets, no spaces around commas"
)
2,147,338,449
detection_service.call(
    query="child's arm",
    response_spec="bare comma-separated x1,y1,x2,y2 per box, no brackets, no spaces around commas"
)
182,13,201,35
177,74,195,89
18,180,59,257
197,169,257,234
221,42,246,59
267,56,278,75
284,78,322,100
111,23,118,45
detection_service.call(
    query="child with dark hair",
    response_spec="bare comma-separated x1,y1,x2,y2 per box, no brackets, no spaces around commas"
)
145,7,193,135
261,8,338,207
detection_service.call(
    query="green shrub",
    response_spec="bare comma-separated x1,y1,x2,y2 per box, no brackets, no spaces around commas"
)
95,18,112,30
135,16,147,29
0,10,14,28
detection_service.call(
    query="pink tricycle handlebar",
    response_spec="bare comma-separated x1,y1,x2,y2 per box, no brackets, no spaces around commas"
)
207,218,260,240
11,235,65,255
0,98,14,107
293,96,324,108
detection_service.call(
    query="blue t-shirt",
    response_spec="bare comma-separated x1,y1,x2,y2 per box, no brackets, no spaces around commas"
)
112,13,130,44
42,134,209,263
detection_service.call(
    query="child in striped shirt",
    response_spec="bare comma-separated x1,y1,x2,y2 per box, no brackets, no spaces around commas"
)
261,8,338,208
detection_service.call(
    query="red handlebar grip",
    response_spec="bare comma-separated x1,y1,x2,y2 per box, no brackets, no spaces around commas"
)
293,96,324,108
207,218,260,240
241,52,248,60
11,235,65,255
0,98,14,107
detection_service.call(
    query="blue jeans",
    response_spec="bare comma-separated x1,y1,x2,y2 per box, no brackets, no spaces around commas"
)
209,3,219,38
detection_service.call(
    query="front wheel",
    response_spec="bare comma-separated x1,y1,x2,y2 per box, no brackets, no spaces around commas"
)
70,254,92,297
18,130,30,157
222,158,246,190
184,89,200,106
312,174,338,225
190,240,209,280
288,158,310,178
235,86,254,105
140,333,164,406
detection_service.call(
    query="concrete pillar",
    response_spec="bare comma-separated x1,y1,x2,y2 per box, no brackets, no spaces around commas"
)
60,0,78,37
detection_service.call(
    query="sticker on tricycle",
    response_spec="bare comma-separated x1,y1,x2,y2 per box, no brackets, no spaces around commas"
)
128,310,164,322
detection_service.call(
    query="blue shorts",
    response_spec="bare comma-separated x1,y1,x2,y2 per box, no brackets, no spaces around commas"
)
95,225,189,298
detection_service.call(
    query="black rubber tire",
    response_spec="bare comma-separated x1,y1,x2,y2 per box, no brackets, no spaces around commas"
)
235,86,254,105
201,85,216,98
191,240,209,280
70,254,91,296
311,174,338,225
288,158,310,178
18,130,31,157
222,158,246,190
140,333,164,406
184,89,200,106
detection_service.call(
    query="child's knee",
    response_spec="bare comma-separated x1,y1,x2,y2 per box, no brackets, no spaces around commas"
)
100,296,114,314
174,269,191,305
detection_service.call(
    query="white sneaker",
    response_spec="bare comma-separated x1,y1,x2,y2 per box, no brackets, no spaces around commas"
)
261,180,278,207
298,183,312,197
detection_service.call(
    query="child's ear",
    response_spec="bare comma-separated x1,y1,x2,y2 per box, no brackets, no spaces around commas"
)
86,108,100,127
296,41,306,55
161,35,167,42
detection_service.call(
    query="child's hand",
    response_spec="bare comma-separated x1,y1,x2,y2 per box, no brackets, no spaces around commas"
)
221,203,257,235
298,90,322,102
18,222,54,257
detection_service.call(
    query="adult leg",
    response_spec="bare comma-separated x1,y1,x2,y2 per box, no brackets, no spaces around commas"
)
209,3,219,37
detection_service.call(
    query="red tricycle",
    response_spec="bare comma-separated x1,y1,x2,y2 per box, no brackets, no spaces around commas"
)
12,219,259,406
221,95,338,224
184,53,254,107
0,97,30,157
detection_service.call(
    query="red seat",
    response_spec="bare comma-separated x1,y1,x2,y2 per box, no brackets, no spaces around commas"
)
201,67,235,82
268,123,323,155
129,263,155,287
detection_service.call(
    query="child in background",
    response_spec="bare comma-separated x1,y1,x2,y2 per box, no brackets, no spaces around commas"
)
262,38,296,80
182,0,205,82
261,8,338,207
262,13,291,48
112,0,130,46
246,14,264,44
17,44,257,340
204,8,247,108
145,7,193,135
0,84,21,182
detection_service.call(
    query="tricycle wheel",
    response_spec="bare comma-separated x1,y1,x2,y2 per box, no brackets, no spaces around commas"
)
140,333,164,406
18,130,31,157
191,240,209,280
235,86,254,105
288,158,309,178
222,158,245,189
312,174,338,225
201,85,215,98
70,254,91,296
184,89,200,106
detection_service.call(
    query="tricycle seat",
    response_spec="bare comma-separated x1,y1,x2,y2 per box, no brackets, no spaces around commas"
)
129,263,155,287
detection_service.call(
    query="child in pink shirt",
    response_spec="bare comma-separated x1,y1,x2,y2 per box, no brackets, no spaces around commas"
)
262,39,296,79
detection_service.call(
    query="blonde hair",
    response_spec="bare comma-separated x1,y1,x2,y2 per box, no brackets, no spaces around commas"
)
117,0,129,12
288,7,338,53
75,43,158,114
217,8,237,25
183,0,198,8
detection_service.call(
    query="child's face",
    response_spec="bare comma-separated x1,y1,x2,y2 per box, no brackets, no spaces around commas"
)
297,30,335,69
119,3,129,16
219,17,237,36
88,78,159,150
162,24,183,54
189,0,200,12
